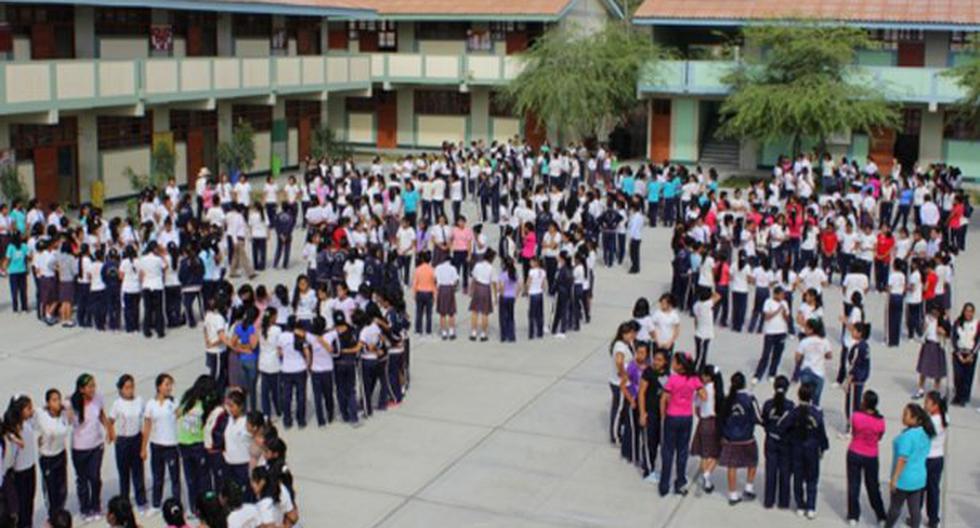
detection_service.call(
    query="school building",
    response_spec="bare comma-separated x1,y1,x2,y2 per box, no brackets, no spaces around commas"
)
632,0,980,178
0,0,623,204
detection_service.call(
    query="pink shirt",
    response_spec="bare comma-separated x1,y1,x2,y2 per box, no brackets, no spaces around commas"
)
848,411,886,458
71,394,105,451
451,227,473,252
521,231,537,259
664,374,703,417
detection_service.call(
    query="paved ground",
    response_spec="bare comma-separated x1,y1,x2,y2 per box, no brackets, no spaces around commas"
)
2,204,980,528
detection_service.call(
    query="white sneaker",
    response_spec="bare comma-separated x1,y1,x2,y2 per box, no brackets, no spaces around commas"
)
805,510,817,520
555,333,567,339
644,471,660,484
144,507,160,517
750,377,759,387
848,520,858,527
796,509,805,517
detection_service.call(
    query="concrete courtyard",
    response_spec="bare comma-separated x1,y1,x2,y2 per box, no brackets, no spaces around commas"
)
1,209,979,528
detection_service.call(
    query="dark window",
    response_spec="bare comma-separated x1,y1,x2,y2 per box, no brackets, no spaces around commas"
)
6,5,74,35
95,7,150,36
415,22,469,41
233,14,271,38
232,105,273,132
10,118,77,160
944,114,980,141
900,108,922,135
286,101,323,128
172,11,218,56
97,114,152,150
652,99,671,115
414,90,470,115
171,110,218,142
489,92,513,117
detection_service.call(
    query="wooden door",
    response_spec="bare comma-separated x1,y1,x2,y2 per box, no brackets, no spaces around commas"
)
649,99,671,164
296,29,316,55
30,23,56,59
376,93,397,149
328,29,348,50
869,127,896,175
357,32,378,53
897,41,925,67
298,117,312,160
33,146,59,206
187,129,205,188
524,111,546,150
505,32,528,55
187,24,204,57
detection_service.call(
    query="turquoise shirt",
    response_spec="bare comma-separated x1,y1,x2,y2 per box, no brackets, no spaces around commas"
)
9,210,25,234
621,176,635,196
647,181,662,202
892,426,930,491
5,243,28,274
403,190,419,213
662,179,678,199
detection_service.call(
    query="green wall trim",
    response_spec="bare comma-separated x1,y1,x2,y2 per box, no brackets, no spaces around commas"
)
271,120,288,142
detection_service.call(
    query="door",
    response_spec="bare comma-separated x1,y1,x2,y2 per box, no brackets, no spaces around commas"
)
376,92,397,149
187,24,204,57
897,41,925,67
357,32,378,53
298,117,312,160
649,99,672,163
30,23,57,59
328,28,348,50
869,127,897,175
505,32,528,55
33,146,59,206
187,129,205,188
524,110,546,150
56,146,76,204
297,29,318,55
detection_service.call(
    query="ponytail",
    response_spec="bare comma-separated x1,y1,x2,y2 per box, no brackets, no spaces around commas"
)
925,391,948,429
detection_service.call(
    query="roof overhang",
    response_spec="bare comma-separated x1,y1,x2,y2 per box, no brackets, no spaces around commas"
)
10,0,378,18
632,17,980,32
336,0,625,22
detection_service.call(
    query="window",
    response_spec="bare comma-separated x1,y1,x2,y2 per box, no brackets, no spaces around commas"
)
951,31,975,52
652,99,671,116
232,105,273,132
944,114,980,141
233,14,271,38
11,118,77,160
489,92,513,117
415,22,469,41
414,90,470,115
346,20,396,50
286,101,323,128
900,108,922,136
868,29,923,50
345,91,387,113
171,110,218,142
97,114,152,150
6,5,74,35
489,21,521,42
95,8,150,36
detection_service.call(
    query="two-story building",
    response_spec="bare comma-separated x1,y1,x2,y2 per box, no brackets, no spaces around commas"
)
0,0,621,205
633,0,980,178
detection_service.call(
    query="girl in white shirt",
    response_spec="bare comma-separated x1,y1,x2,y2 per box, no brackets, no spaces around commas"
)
747,261,773,334
37,389,72,515
109,375,148,511
222,390,253,494
730,253,752,332
258,308,283,420
141,373,180,511
250,465,298,527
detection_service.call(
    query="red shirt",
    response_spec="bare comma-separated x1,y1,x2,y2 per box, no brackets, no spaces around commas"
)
923,271,938,300
820,230,838,256
949,203,965,229
875,234,895,261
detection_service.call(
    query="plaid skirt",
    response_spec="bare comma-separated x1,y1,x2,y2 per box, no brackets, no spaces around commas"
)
690,416,721,458
916,341,947,379
436,285,456,316
469,282,493,315
720,438,759,468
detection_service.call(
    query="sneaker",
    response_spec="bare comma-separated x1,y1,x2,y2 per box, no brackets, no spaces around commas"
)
728,496,742,506
555,333,567,339
144,507,160,517
644,471,660,484
750,377,759,387
703,482,714,494
450,333,457,340
479,334,488,342
351,421,364,429
675,488,688,497
911,389,925,400
806,510,817,520
848,520,858,527
469,333,477,341
744,490,756,501
796,509,806,517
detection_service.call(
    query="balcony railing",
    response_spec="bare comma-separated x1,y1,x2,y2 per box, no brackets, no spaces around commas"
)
0,54,372,116
638,60,966,104
365,53,525,85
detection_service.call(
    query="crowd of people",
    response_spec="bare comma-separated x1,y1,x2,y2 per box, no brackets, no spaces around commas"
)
0,138,975,528
608,154,973,527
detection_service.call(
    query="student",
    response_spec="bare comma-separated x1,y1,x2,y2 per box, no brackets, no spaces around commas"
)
333,312,363,425
746,260,772,333
177,376,217,516
1,232,29,313
692,289,721,370
795,318,832,404
846,390,887,526
651,293,680,357
36,389,71,517
164,243,183,328
837,291,866,386
380,294,410,406
469,250,497,341
844,323,872,433
608,321,637,445
659,352,707,497
786,383,829,519
221,391,252,493
761,376,794,510
141,373,181,514
434,254,459,340
162,497,192,528
54,241,77,327
691,365,723,494
498,257,520,342
105,495,138,528
70,374,115,522
277,317,310,429
719,371,761,506
638,349,668,483
922,391,947,528
230,306,261,410
729,252,751,332
308,315,337,427
178,245,204,328
884,404,935,528
203,297,230,392
3,394,35,528
109,375,148,514
951,302,978,405
258,308,283,419
140,242,167,339
251,465,298,527
411,251,435,336
619,343,648,467
753,286,790,385
886,259,907,347
913,308,948,399
525,258,546,340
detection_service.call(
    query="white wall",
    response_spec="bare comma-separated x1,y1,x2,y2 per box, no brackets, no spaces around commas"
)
101,147,150,199
236,38,270,58
287,128,299,166
13,37,30,61
99,38,148,59
416,115,466,147
174,142,188,186
418,40,466,55
253,131,272,172
492,117,520,144
347,112,373,144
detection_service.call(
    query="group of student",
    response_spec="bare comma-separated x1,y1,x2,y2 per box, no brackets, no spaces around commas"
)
0,372,298,528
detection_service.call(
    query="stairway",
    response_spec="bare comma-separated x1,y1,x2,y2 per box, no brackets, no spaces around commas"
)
699,137,740,168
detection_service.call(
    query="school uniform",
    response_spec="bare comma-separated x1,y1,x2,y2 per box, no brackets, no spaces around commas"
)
36,409,71,515
719,391,760,468
916,317,947,381
221,415,251,492
690,384,721,460
952,320,979,405
730,264,750,332
164,258,183,328
360,323,387,415
526,268,546,339
640,368,667,478
754,298,789,382
11,421,37,528
308,331,337,426
846,340,871,424
887,272,906,347
140,253,166,338
278,331,309,428
71,396,106,517
334,326,361,423
761,397,795,509
468,261,496,316
109,396,148,509
434,261,458,318
923,414,945,527
499,273,519,342
144,397,181,509
608,341,634,445
846,411,887,523
176,401,209,512
385,308,410,404
549,264,574,334
784,403,829,513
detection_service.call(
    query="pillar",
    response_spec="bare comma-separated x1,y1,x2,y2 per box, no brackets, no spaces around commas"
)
397,22,416,53
924,32,949,68
327,95,345,139
77,113,99,199
74,6,96,59
217,13,234,56
470,88,489,145
218,101,233,145
272,98,288,171
396,88,414,147
919,108,944,166
739,139,758,171
319,17,330,55
153,106,170,133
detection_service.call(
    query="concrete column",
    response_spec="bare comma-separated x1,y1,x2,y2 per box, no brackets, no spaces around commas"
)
217,13,234,56
218,101,233,144
152,106,170,133
320,17,330,54
919,108,944,166
0,120,10,149
469,88,489,145
76,113,99,200
924,32,949,68
396,87,414,147
397,22,416,53
739,139,759,171
327,96,345,139
272,98,288,171
74,6,96,59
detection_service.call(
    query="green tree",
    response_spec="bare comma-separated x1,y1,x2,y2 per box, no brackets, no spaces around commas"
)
0,163,29,204
218,123,257,175
717,24,899,156
946,34,980,133
310,125,352,160
504,22,666,140
123,140,178,220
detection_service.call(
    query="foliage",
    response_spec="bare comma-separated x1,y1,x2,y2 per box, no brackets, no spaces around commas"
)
310,125,352,160
945,34,980,133
716,24,899,155
218,123,257,175
123,140,177,220
0,163,29,204
503,22,667,140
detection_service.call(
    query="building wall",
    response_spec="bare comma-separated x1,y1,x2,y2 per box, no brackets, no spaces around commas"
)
945,140,980,178
102,147,150,199
416,115,467,147
99,38,148,59
669,97,698,163
561,0,611,34
492,117,520,143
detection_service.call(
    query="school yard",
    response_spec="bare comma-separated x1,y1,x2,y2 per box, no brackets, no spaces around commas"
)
1,207,979,528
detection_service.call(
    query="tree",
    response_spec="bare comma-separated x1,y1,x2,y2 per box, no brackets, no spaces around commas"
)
716,24,899,156
504,22,667,141
218,123,257,176
123,140,178,220
310,125,352,160
0,163,29,204
945,34,980,133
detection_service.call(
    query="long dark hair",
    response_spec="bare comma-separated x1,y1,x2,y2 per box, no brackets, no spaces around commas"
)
107,496,137,528
70,373,94,423
674,351,696,377
179,375,219,424
609,321,637,355
250,465,283,504
703,365,725,416
925,391,948,429
1,395,31,438
905,403,937,438
771,375,790,416
860,390,882,419
721,370,743,420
